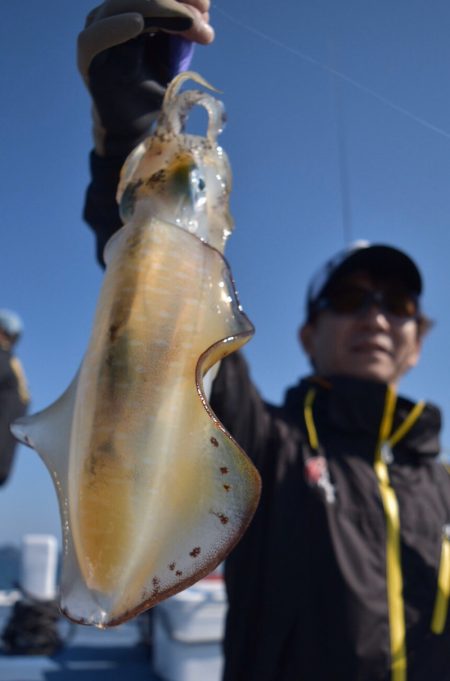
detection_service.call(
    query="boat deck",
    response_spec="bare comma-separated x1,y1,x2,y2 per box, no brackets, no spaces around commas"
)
0,604,158,681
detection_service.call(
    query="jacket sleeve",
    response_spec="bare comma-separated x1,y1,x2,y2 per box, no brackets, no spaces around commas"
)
83,33,177,266
209,352,273,467
83,152,126,267
0,354,28,486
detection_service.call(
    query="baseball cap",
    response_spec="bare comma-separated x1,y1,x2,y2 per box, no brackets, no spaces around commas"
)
306,241,423,321
0,309,24,340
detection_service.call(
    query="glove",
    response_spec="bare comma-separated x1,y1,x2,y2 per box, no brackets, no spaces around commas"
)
78,0,213,157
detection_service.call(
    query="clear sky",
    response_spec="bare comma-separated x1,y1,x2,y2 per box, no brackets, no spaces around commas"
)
2,0,450,546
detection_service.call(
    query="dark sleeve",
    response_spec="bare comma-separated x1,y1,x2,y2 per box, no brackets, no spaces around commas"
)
0,354,28,486
210,352,273,466
83,152,125,267
83,33,178,267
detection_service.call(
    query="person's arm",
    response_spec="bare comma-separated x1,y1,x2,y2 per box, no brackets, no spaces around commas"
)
78,0,214,265
210,352,273,466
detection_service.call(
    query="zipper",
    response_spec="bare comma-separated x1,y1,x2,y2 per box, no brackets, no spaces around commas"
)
431,525,450,635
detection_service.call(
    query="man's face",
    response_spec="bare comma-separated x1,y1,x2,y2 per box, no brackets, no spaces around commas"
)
300,272,422,385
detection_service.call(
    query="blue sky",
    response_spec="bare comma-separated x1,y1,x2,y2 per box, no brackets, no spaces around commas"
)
2,0,450,545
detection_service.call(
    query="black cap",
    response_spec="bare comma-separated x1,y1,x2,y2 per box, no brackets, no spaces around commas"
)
306,241,422,321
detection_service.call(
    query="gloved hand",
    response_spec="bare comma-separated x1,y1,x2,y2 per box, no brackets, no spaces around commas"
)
78,0,214,156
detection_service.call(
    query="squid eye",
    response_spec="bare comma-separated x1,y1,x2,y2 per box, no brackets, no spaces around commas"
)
189,168,207,208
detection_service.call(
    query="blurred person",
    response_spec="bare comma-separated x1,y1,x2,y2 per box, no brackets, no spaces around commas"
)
77,3,450,679
0,313,62,656
0,309,29,486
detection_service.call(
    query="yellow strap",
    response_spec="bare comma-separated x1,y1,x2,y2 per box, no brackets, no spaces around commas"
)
378,477,407,681
377,385,397,454
375,397,426,487
304,388,319,451
431,533,450,634
375,385,407,681
389,400,426,448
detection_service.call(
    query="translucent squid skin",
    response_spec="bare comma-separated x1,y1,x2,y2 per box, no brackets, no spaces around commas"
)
11,73,261,627
118,71,234,253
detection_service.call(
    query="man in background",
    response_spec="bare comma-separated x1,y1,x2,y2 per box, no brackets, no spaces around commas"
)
0,309,29,486
0,311,62,657
77,3,450,679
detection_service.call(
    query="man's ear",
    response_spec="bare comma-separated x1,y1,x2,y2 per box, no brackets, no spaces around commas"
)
406,335,422,372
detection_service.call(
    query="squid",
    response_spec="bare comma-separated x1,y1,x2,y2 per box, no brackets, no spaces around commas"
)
12,72,261,627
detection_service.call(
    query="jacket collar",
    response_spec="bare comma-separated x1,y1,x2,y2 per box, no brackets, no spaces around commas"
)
283,374,441,461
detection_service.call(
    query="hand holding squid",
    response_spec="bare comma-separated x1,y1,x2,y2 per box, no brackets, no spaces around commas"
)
78,0,214,157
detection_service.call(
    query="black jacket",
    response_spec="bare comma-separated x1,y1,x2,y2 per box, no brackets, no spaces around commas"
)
210,352,450,681
0,347,29,485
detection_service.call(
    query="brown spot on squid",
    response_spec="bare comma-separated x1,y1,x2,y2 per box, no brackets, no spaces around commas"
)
213,512,229,525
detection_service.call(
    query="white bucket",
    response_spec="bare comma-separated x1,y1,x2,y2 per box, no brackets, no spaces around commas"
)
153,575,226,681
21,534,58,601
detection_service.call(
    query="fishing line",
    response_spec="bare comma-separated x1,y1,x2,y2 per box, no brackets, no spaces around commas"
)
213,4,450,142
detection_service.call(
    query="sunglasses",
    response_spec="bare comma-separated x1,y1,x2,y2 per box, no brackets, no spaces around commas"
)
315,285,419,320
